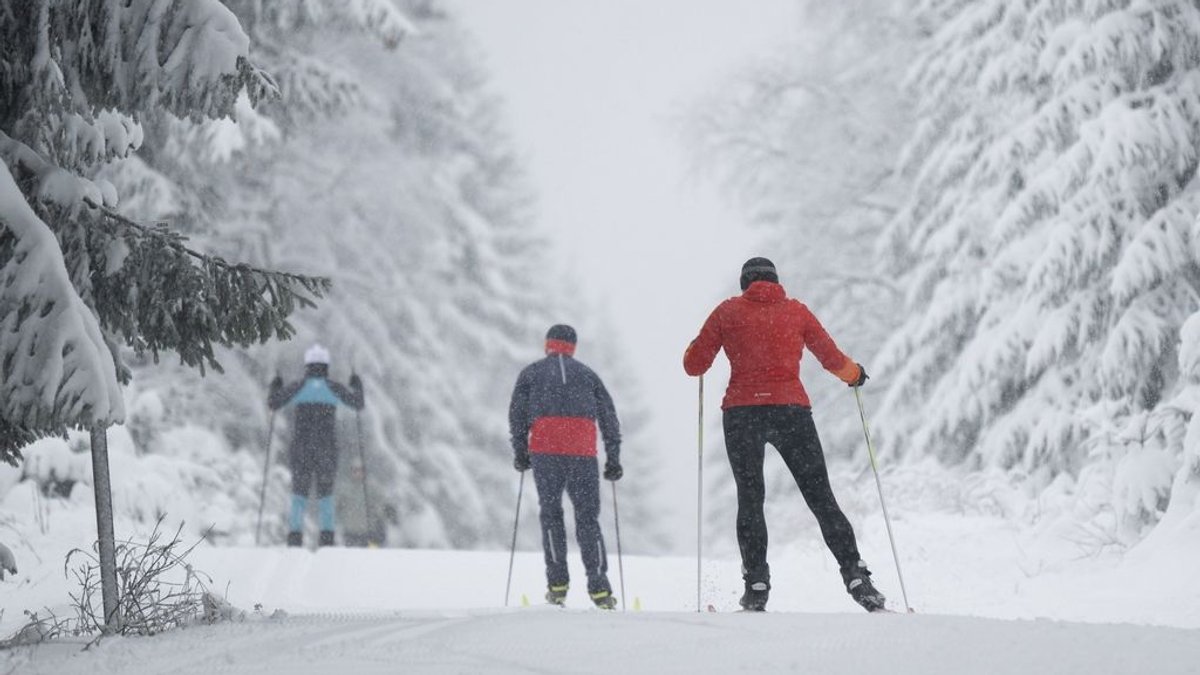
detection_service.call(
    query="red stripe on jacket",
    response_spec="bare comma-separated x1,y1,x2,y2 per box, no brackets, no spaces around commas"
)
529,416,598,456
683,281,861,409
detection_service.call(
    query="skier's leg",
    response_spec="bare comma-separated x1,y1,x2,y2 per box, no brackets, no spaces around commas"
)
315,444,338,546
722,407,770,586
774,412,887,612
288,444,315,546
287,494,307,546
531,455,570,593
566,457,610,596
771,407,861,568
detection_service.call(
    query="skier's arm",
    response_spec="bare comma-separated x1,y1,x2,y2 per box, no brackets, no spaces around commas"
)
267,379,303,410
508,370,532,457
683,305,724,376
593,375,621,462
801,304,861,384
329,376,365,410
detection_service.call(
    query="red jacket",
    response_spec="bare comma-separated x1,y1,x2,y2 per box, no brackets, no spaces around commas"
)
683,281,861,409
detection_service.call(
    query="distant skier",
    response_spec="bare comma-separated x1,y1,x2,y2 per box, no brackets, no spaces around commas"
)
683,257,886,612
269,344,364,547
509,324,622,609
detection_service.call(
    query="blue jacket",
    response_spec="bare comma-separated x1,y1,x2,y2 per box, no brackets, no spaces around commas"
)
268,364,364,452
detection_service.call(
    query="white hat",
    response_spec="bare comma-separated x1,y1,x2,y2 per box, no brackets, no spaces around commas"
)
304,343,331,365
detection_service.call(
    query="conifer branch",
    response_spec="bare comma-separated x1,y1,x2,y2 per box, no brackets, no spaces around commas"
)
97,207,331,293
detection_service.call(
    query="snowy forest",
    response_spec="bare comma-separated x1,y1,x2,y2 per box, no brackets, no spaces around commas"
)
0,0,666,558
3,0,1200,650
692,0,1200,554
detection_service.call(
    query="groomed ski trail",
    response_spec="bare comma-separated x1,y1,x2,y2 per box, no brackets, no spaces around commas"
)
7,608,1200,675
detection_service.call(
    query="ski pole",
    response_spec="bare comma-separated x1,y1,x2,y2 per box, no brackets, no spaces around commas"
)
353,376,372,541
853,386,913,613
255,409,277,546
504,471,526,607
696,374,704,613
611,482,626,612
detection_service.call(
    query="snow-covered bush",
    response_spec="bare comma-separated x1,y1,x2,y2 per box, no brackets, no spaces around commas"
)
0,518,238,647
66,519,220,638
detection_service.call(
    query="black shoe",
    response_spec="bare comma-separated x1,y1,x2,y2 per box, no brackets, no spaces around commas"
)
287,531,303,548
589,589,617,610
546,584,568,606
319,530,335,547
739,581,769,611
842,560,887,612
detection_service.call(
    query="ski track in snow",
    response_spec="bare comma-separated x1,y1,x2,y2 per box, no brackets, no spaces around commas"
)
3,515,1200,674
6,609,1200,674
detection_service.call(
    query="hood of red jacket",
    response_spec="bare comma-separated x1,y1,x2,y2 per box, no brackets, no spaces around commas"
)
742,280,786,303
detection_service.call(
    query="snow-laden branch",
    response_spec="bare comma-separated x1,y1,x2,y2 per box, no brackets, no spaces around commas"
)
0,162,124,458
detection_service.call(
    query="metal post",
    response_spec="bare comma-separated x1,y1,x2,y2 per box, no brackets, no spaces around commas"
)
89,425,122,633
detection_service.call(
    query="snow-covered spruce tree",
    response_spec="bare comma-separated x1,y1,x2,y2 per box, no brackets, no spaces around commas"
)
687,1,916,543
876,0,1200,539
0,0,326,464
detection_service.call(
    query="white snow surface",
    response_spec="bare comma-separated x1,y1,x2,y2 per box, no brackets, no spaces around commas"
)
2,505,1199,674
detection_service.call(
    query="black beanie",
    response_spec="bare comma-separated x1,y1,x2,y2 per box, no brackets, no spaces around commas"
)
740,257,778,291
546,324,577,344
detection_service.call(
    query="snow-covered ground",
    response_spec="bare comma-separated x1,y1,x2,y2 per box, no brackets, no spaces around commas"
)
9,604,1200,675
3,502,1199,673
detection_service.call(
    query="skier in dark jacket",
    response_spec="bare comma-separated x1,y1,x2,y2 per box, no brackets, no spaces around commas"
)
509,324,622,609
683,258,887,612
269,344,364,547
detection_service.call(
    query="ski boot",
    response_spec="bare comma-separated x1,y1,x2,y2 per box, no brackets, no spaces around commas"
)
318,530,336,547
739,581,769,612
841,560,887,612
589,590,617,610
546,584,568,607
286,531,303,548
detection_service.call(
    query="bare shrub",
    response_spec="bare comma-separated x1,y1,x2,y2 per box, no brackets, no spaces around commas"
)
1,517,243,650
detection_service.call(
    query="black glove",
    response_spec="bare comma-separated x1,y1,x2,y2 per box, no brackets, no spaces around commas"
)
269,375,283,395
513,452,531,472
349,374,363,391
849,363,869,388
603,459,623,482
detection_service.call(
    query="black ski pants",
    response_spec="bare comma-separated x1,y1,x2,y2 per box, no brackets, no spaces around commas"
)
723,405,861,586
531,454,611,594
290,440,339,498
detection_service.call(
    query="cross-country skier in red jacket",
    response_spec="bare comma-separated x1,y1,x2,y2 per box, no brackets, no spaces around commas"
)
683,257,887,612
